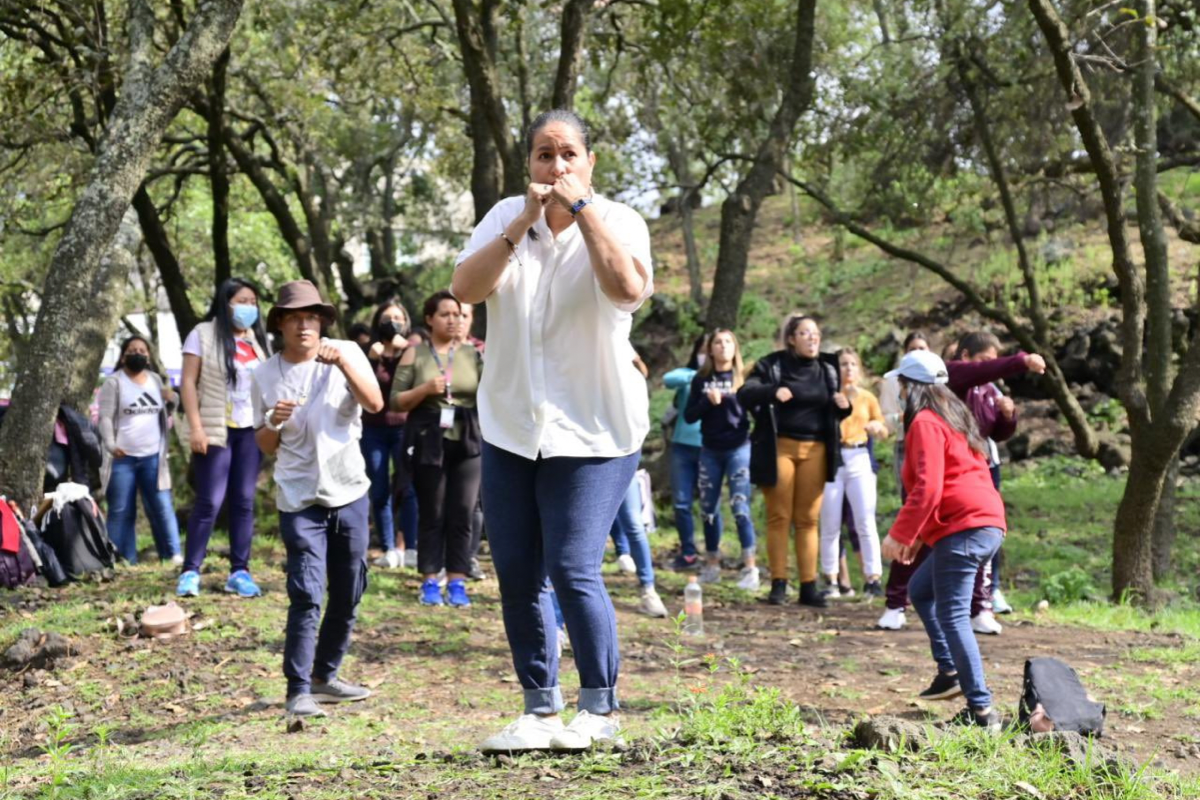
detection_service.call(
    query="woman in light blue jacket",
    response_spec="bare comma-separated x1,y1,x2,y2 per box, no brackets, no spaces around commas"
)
662,333,709,570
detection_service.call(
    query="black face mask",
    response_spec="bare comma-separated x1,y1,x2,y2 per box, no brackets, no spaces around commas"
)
379,320,404,340
124,354,149,374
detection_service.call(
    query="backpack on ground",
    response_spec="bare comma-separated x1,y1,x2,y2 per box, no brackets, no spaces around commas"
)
22,518,68,587
41,494,116,582
1019,657,1106,736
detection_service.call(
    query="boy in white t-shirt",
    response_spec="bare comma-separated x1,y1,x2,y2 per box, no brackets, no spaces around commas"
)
251,281,383,719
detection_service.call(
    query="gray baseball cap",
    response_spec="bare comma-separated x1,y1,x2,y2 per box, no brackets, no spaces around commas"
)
885,350,949,385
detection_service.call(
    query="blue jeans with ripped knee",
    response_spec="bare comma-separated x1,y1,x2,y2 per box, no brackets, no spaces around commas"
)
698,442,756,556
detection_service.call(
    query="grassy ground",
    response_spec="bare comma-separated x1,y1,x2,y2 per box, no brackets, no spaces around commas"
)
2,458,1200,799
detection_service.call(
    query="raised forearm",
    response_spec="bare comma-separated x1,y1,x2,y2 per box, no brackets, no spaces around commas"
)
575,206,647,305
453,217,533,304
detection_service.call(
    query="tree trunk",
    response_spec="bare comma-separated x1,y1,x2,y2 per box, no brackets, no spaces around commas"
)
706,0,817,329
467,100,502,223
207,47,233,290
63,211,141,414
550,0,594,110
132,185,200,338
1111,425,1176,602
662,133,704,307
0,0,245,510
1151,452,1180,582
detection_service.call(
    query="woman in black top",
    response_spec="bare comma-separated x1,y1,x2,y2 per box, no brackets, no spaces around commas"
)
683,329,760,591
737,315,850,607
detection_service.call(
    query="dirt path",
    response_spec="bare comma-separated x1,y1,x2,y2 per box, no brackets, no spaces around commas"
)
2,569,1197,784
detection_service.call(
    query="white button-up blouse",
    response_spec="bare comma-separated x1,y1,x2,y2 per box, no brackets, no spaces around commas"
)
454,195,654,460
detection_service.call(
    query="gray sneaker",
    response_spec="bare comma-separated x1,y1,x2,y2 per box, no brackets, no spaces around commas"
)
311,677,372,704
285,694,327,717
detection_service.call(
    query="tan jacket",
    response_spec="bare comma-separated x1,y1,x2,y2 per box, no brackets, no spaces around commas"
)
182,321,268,449
97,372,172,493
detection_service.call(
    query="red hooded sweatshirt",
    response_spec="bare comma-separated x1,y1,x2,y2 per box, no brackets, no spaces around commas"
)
890,409,1007,548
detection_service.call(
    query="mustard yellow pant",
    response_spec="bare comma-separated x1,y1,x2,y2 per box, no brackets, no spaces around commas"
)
762,438,827,582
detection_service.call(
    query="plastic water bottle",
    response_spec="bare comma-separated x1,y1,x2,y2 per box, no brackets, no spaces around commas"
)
683,576,704,636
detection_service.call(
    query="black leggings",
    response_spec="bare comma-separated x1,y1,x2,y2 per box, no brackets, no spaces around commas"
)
412,438,482,576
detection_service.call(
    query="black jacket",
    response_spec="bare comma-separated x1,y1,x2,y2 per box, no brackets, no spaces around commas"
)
736,350,850,487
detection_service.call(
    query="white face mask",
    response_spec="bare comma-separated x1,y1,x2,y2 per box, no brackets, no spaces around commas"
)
696,354,707,367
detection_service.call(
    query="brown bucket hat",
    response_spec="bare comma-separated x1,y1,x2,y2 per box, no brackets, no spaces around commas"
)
266,280,337,332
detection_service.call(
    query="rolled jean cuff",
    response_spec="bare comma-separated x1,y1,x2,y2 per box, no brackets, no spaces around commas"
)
578,687,619,715
523,686,564,716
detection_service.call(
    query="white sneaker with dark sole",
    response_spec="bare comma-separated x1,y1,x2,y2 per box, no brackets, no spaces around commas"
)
480,714,565,753
970,611,1003,636
877,607,907,630
549,710,622,752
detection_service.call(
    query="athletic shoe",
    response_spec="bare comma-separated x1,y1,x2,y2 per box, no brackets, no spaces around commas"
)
468,557,487,581
699,564,721,584
437,569,448,588
616,554,637,575
447,578,471,607
970,611,1003,636
736,566,761,592
224,570,262,598
824,584,842,599
671,553,700,571
798,580,829,608
549,710,622,752
947,706,1002,733
176,570,200,597
877,607,906,630
480,714,565,753
419,579,444,606
285,694,327,717
992,590,1013,615
311,677,372,704
403,549,419,569
839,584,857,598
169,553,184,567
768,579,789,605
863,581,884,599
373,548,403,569
638,586,668,618
918,671,963,700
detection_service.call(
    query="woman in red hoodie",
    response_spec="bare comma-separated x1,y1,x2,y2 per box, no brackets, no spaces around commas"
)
880,350,1006,732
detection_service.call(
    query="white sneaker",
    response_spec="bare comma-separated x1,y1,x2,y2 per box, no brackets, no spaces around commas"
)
616,554,637,575
736,566,761,591
877,607,907,630
638,586,668,618
403,549,418,569
549,710,622,752
992,590,1013,615
169,553,184,567
372,548,403,569
479,713,565,753
825,584,842,599
437,568,447,588
699,564,721,584
971,611,1003,635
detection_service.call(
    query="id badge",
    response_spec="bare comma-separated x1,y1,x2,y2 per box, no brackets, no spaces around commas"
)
439,406,456,429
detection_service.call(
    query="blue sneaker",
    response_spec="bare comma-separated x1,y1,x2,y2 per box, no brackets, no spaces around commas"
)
224,570,262,598
446,578,471,608
176,570,200,597
419,578,444,606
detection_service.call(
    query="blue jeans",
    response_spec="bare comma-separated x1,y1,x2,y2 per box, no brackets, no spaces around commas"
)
698,442,756,556
908,526,1004,709
482,441,638,716
105,454,180,564
360,425,418,550
279,494,370,697
670,443,701,556
609,476,655,587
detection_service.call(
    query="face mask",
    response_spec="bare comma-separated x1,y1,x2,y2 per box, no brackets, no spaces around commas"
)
230,304,259,330
379,320,403,340
124,354,149,374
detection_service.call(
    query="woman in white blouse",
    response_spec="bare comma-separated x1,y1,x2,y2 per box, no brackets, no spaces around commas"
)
453,109,653,754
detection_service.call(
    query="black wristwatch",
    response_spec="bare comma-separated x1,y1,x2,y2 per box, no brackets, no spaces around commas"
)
569,197,592,217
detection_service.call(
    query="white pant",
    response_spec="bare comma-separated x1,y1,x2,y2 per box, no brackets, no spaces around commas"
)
819,447,882,578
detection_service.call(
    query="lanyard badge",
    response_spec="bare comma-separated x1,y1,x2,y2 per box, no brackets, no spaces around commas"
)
431,346,456,428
